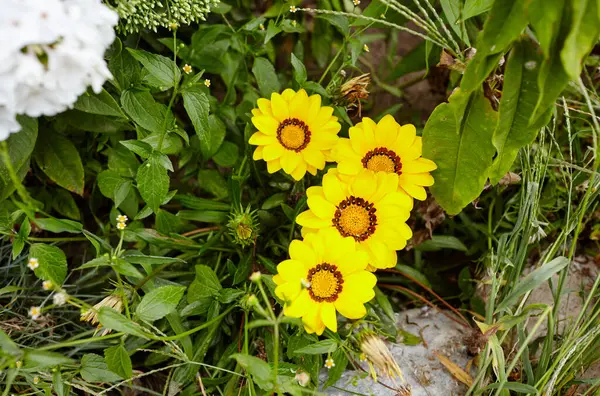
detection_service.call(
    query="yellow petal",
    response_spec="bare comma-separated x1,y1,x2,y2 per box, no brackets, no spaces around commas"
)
270,92,289,122
375,114,399,147
252,115,279,135
370,172,399,203
349,125,369,154
257,98,272,116
321,228,355,264
281,88,296,102
249,132,276,145
276,281,301,301
363,239,397,269
289,239,317,268
296,210,331,229
377,191,413,211
337,250,369,275
402,158,437,173
400,183,428,200
277,259,306,282
307,195,336,219
351,171,377,200
284,289,312,317
306,186,325,199
263,144,284,161
307,165,318,176
376,223,408,250
361,117,377,144
393,123,417,150
343,271,377,302
302,302,325,335
305,94,322,125
322,171,346,204
251,108,262,117
253,146,264,160
290,160,308,180
281,151,301,174
402,173,435,186
302,148,326,169
334,293,367,319
266,158,282,173
321,303,338,332
311,106,334,129
289,89,309,119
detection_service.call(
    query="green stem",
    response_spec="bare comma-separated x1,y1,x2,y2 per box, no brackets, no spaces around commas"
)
38,332,125,351
0,141,32,207
153,305,236,341
318,40,346,85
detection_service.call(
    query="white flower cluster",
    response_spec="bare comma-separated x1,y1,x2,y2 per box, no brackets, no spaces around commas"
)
0,0,118,140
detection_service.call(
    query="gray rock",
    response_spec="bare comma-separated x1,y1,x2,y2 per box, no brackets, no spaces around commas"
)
321,308,473,395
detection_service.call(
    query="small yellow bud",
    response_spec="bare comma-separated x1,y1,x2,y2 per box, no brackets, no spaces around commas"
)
259,23,265,31
16,360,22,368
363,44,370,52
250,271,262,282
353,0,361,5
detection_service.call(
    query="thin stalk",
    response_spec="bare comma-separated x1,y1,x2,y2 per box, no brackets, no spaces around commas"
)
0,141,32,208
417,0,462,58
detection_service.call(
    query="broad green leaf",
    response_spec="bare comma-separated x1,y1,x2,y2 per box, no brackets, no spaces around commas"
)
291,53,307,85
97,169,130,206
374,286,395,321
0,116,38,199
393,264,431,287
496,257,569,312
51,189,80,220
121,90,170,134
252,57,281,98
461,0,529,92
560,0,600,80
60,110,128,133
0,329,21,356
198,169,228,198
188,265,222,304
529,0,571,124
213,141,239,167
120,140,153,159
230,353,273,391
489,39,544,184
105,345,132,379
24,350,74,368
34,218,83,234
128,48,181,88
108,145,139,178
415,235,468,252
113,258,144,279
423,90,497,215
317,14,349,36
136,154,170,213
199,115,226,160
264,21,282,44
293,339,337,355
34,132,84,195
182,86,211,153
324,348,347,388
440,0,470,45
107,38,141,92
29,243,67,285
74,88,127,118
136,285,186,322
97,307,150,339
80,354,122,382
462,0,494,20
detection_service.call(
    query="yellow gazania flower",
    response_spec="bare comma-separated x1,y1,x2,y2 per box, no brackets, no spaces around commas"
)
273,228,376,335
249,89,341,180
296,169,412,270
331,115,436,200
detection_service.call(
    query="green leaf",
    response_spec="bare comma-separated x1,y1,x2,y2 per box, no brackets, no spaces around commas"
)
182,86,211,151
200,115,226,160
108,145,139,178
34,132,84,195
29,243,67,285
105,345,133,379
0,116,38,199
484,382,537,393
0,329,21,356
74,88,127,118
496,257,570,312
123,252,186,266
128,48,181,88
52,370,67,396
293,339,337,355
264,20,282,44
34,218,83,234
24,350,74,368
177,210,228,223
415,235,468,252
136,154,170,213
462,0,494,20
51,189,80,220
374,286,395,321
175,194,230,211
252,57,281,98
317,14,349,36
324,348,347,388
230,354,273,391
120,140,153,159
423,90,498,215
291,53,307,84
97,307,150,339
440,0,470,45
188,265,222,304
80,354,122,382
97,169,130,206
560,0,600,80
113,258,144,279
121,90,170,134
488,39,544,184
136,285,186,322
198,169,228,198
213,141,239,167
107,38,141,92
461,0,529,92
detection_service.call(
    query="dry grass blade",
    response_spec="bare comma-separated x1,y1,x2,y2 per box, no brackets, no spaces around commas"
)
434,352,473,387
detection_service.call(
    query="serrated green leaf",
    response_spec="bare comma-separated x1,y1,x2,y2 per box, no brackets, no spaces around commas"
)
107,38,141,92
137,285,186,322
34,132,84,195
423,90,497,215
489,39,544,184
80,354,122,382
182,86,211,152
213,141,239,167
188,265,222,305
128,48,181,89
252,57,281,97
136,154,169,213
108,145,139,178
120,140,153,159
105,345,133,379
74,88,127,118
121,90,171,134
29,243,68,285
324,348,347,388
